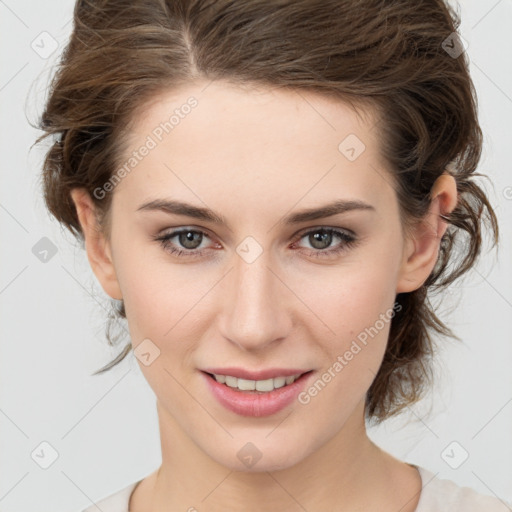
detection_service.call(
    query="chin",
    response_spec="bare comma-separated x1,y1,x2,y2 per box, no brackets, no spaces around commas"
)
207,437,310,473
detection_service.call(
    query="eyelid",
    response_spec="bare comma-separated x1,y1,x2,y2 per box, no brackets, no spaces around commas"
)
292,224,356,239
156,224,355,246
290,226,357,252
156,225,225,244
154,224,359,260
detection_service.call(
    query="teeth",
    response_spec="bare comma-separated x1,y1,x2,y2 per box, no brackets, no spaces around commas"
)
213,373,302,392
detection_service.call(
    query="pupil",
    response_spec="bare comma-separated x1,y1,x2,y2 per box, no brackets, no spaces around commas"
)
311,231,331,249
181,231,202,249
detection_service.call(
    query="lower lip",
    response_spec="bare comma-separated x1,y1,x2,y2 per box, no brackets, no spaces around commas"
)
201,371,314,417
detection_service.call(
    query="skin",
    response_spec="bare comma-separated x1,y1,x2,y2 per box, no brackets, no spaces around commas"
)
71,80,457,512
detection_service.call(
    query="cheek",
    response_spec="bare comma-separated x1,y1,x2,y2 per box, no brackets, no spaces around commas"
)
295,282,395,420
295,244,401,393
116,259,203,399
112,231,201,339
115,249,214,391
300,247,400,339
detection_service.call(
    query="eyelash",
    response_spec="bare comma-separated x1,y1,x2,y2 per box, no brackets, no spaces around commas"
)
153,227,358,260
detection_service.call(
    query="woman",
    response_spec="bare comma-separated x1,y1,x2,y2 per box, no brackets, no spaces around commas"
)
36,0,508,510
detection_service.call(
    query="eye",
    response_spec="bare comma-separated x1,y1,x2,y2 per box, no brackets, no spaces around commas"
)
153,228,216,258
153,226,358,260
291,227,358,259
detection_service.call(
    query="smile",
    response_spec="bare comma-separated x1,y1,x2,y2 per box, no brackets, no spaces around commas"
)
209,373,303,393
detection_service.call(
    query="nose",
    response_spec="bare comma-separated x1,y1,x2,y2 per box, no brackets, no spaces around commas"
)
217,249,293,353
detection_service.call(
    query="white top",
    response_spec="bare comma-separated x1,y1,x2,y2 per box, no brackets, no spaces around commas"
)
81,464,511,512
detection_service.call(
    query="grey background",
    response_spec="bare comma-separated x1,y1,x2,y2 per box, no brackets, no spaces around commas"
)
1,1,511,510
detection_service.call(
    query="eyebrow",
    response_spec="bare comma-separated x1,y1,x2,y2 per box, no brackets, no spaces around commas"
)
136,198,375,228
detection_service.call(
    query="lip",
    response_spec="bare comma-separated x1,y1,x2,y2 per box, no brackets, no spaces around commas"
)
200,367,310,380
201,370,314,417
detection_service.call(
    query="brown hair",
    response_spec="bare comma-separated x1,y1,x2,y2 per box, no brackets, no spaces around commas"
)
34,0,499,423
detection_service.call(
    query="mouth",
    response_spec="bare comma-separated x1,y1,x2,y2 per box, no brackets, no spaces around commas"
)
202,370,314,394
201,369,315,417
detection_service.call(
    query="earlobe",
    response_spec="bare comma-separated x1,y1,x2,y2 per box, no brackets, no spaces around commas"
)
396,173,458,293
70,188,123,300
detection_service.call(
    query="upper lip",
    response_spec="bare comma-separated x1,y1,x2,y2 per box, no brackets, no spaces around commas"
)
201,367,312,381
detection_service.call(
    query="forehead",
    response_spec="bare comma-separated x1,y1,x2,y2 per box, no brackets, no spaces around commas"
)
113,80,395,220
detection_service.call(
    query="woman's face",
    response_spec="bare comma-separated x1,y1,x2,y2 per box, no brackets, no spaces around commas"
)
86,80,424,472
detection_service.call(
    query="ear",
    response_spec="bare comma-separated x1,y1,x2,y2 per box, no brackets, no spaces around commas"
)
70,188,123,300
396,173,458,293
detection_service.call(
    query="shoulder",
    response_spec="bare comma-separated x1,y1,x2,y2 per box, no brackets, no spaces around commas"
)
413,465,511,512
79,480,142,512
74,466,512,512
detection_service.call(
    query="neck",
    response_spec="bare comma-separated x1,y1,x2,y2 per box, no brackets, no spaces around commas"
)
134,398,419,512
